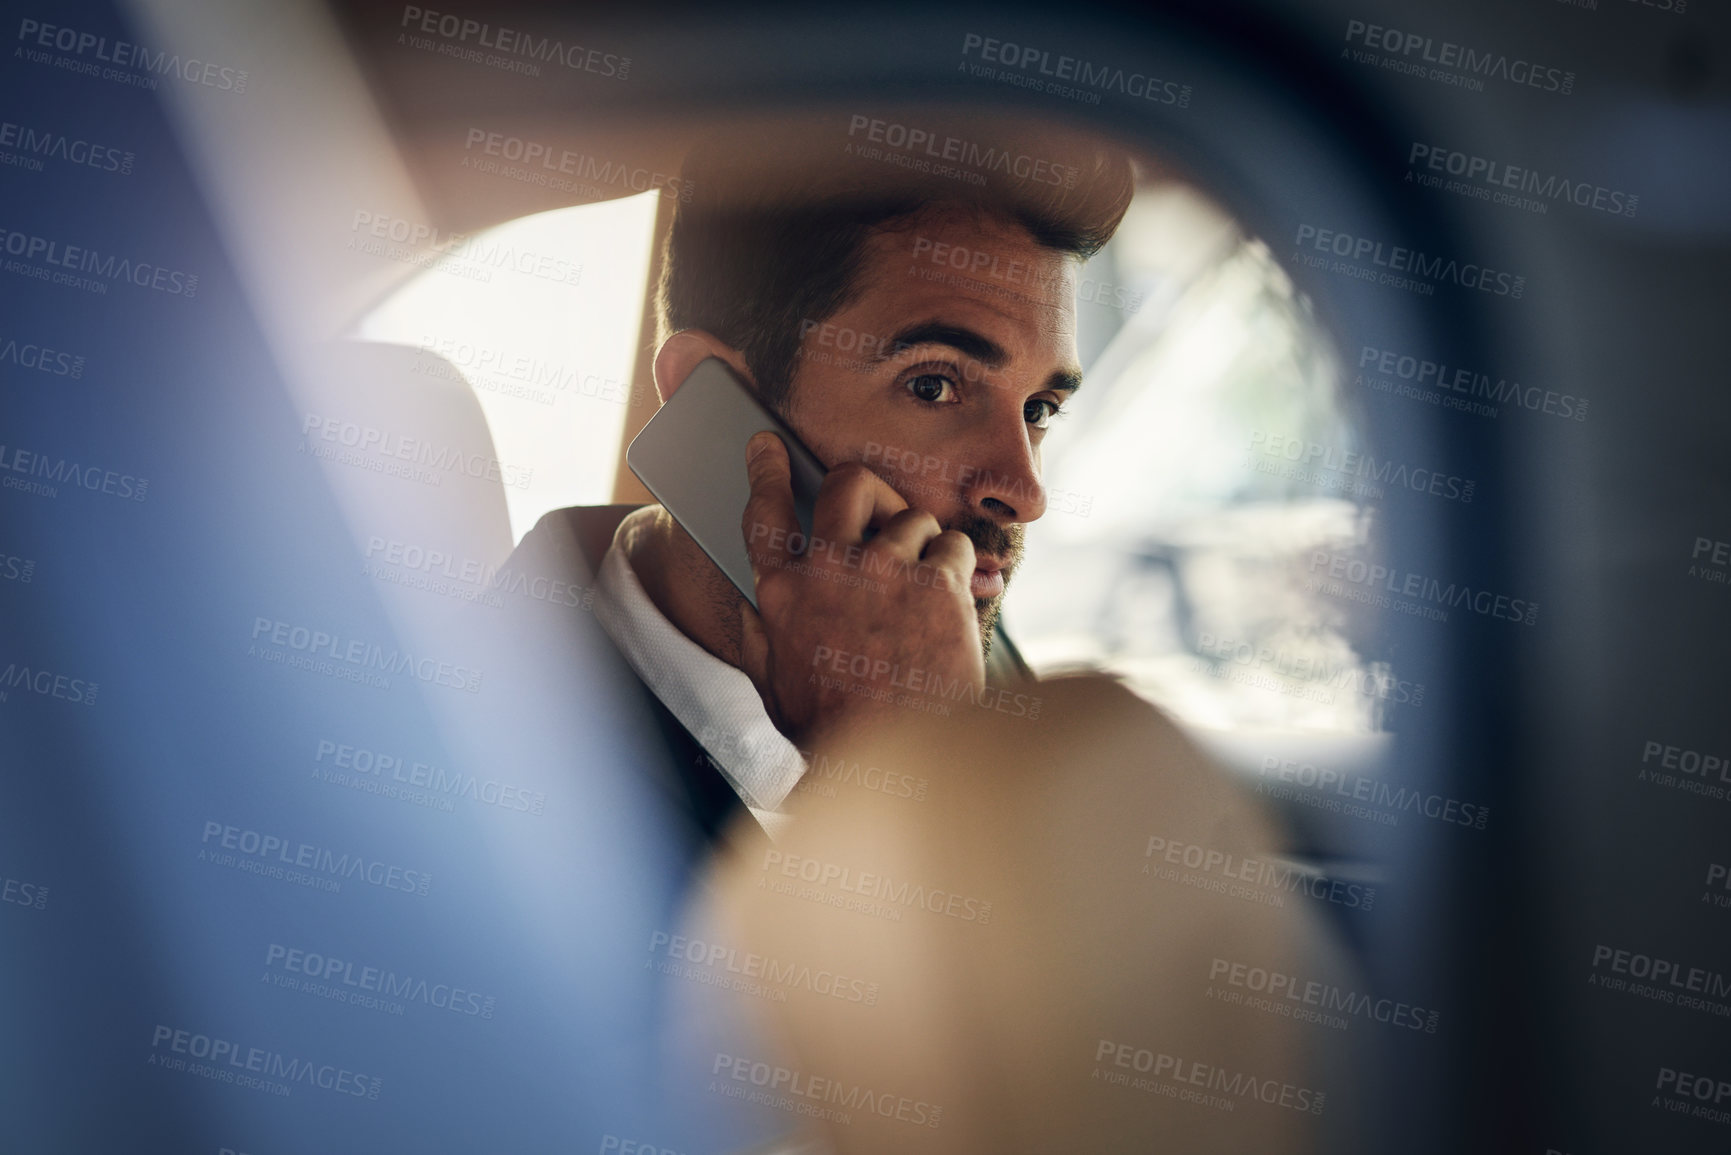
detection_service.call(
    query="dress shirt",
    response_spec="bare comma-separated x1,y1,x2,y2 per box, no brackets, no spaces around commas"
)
591,532,806,838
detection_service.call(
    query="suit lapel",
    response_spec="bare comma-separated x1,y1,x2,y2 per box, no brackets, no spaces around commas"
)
560,505,749,844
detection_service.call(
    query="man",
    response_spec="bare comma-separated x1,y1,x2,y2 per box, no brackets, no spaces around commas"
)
481,120,1365,1150
504,118,1135,841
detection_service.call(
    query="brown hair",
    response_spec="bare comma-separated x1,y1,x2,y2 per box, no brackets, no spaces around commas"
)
657,114,1136,413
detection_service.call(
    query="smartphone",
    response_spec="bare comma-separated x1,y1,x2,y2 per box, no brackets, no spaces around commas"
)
626,357,828,608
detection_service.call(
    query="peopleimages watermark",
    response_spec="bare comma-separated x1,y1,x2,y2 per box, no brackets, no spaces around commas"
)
363,535,503,608
1254,755,1490,832
600,1137,685,1155
1702,863,1731,911
862,441,1094,517
15,18,249,94
414,334,644,409
0,550,34,584
0,442,148,502
300,412,533,490
1356,344,1586,422
810,644,1043,722
795,744,929,803
2,873,49,911
759,848,994,926
1637,738,1731,803
908,236,1144,317
1248,430,1474,505
802,318,1097,391
264,942,497,1018
347,210,583,287
746,526,890,596
397,6,629,80
711,1052,942,1128
1341,18,1575,96
199,819,434,897
1407,142,1636,218
1588,943,1731,1019
0,118,133,177
1688,536,1731,592
248,616,485,694
1623,0,1688,15
1142,834,1376,912
1292,223,1525,299
313,738,547,815
1207,956,1440,1034
461,128,688,200
0,332,85,379
648,930,881,1006
692,725,930,804
149,1024,379,1100
0,660,97,706
799,318,904,370
0,226,198,297
362,533,594,611
845,114,1079,190
1305,549,1538,628
1193,632,1425,708
959,33,1192,109
1091,1038,1326,1115
1654,1065,1731,1127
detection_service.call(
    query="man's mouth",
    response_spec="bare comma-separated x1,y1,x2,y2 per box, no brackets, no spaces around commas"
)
970,557,1006,600
946,513,1021,604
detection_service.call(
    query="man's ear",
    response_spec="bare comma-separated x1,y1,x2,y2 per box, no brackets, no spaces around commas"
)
652,330,754,405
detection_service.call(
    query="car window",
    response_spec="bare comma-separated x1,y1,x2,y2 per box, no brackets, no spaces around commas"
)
357,191,663,544
1006,181,1386,739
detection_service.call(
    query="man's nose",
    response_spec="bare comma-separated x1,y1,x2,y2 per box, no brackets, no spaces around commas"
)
960,416,1046,524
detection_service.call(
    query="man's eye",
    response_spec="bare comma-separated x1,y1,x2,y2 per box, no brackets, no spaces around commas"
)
906,373,958,403
1025,398,1062,429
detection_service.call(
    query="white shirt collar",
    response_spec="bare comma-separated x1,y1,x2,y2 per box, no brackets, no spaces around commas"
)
591,533,806,835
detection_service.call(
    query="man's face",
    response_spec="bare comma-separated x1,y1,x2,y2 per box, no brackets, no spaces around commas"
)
782,210,1082,651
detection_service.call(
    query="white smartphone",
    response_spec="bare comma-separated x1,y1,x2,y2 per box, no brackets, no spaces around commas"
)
626,357,828,608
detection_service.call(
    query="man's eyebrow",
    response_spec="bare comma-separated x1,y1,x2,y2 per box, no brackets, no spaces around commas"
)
874,322,1007,368
872,320,1084,395
1047,367,1084,395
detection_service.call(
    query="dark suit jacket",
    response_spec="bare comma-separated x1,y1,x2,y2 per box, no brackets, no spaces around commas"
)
502,504,1036,848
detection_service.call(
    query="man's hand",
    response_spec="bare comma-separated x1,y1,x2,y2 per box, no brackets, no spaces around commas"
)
738,431,987,750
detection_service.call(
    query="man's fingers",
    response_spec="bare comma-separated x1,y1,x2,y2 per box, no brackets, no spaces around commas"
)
812,462,909,547
870,507,944,557
920,529,977,593
736,599,779,720
743,432,802,581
